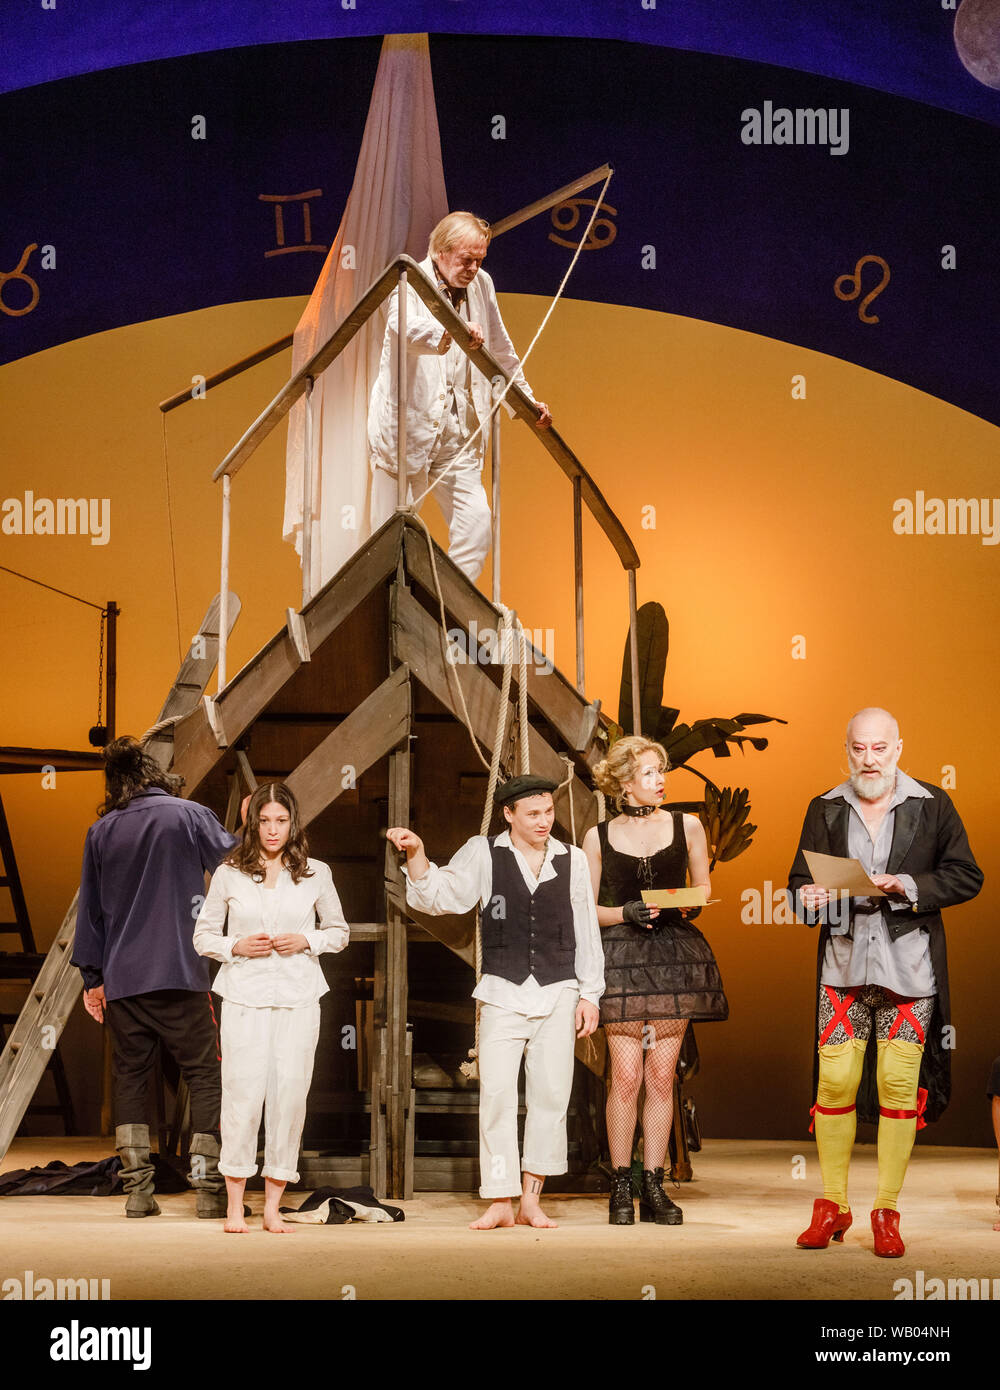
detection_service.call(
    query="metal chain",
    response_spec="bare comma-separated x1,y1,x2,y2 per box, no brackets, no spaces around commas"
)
96,608,106,726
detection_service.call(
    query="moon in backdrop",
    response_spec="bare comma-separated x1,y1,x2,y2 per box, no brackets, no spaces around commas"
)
954,0,1000,89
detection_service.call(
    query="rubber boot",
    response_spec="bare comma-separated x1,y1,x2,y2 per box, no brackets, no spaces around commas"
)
639,1167,683,1225
608,1166,635,1225
189,1132,227,1218
115,1123,160,1218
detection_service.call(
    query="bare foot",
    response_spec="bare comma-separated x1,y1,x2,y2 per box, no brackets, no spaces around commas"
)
263,1214,295,1233
469,1200,516,1230
516,1204,558,1229
224,1214,250,1233
993,1219,1000,1232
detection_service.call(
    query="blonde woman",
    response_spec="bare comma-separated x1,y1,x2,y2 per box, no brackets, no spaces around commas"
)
582,736,728,1226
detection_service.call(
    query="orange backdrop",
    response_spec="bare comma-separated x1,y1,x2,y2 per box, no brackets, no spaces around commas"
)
2,291,997,1144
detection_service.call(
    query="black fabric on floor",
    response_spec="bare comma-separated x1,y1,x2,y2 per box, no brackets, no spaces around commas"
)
0,1155,189,1196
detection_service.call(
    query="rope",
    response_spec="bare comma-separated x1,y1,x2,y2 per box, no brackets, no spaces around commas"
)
407,167,614,511
410,514,492,773
139,714,185,744
517,620,530,775
558,756,577,846
0,564,104,610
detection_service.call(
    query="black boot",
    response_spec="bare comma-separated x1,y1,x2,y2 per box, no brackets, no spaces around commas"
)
189,1132,226,1219
116,1123,160,1218
608,1166,635,1225
639,1167,683,1225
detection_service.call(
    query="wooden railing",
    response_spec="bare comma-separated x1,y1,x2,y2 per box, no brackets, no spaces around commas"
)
164,255,642,729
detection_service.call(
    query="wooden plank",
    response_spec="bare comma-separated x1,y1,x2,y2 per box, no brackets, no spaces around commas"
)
214,262,414,481
285,608,310,664
488,163,613,239
202,695,227,749
384,707,412,1199
0,747,104,775
170,518,402,796
402,521,608,765
146,593,242,769
234,750,258,793
157,594,242,721
285,665,410,827
0,895,81,1161
391,584,597,841
383,876,475,965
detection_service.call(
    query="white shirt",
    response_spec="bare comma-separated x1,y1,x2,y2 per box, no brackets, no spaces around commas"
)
820,771,934,996
403,831,604,1018
367,256,535,478
193,859,349,1008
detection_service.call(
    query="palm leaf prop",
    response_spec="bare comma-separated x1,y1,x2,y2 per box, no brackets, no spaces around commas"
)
617,602,677,737
600,604,786,866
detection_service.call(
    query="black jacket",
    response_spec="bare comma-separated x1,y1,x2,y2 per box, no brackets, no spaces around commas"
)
788,779,983,1123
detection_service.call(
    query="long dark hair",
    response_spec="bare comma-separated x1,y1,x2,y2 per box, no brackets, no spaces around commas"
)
98,736,176,815
228,782,313,884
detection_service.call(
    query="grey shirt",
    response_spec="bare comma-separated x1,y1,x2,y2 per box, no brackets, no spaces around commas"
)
819,771,936,997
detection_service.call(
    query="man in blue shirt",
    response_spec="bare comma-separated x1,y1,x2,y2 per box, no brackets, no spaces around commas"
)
73,736,238,1218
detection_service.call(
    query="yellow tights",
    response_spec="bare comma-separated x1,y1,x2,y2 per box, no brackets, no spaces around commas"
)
814,1038,923,1212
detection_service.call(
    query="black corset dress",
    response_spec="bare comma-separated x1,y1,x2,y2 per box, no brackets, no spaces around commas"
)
597,813,729,1025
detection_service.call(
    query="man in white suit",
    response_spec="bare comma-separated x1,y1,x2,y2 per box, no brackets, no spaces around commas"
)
368,212,551,582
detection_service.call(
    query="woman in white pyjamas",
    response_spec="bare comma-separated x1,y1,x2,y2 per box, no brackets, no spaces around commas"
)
193,782,348,1233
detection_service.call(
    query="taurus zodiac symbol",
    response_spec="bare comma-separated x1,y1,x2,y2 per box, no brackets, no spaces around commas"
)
834,255,890,325
0,243,40,317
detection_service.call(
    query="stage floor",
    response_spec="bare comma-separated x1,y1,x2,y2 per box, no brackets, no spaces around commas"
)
2,1137,998,1301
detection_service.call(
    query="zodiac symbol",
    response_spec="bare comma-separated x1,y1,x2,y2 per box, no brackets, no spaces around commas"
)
259,190,328,258
549,199,617,251
0,243,40,317
834,255,890,324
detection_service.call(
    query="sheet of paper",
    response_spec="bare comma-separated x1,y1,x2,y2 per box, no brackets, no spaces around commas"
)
641,887,709,908
803,850,886,897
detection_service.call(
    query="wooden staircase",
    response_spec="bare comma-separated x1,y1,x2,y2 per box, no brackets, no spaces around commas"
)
156,512,610,1197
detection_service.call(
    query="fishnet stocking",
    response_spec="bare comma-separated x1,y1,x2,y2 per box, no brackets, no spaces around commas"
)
605,1020,688,1169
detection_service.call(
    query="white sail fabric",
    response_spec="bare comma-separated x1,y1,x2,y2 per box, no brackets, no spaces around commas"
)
283,33,449,591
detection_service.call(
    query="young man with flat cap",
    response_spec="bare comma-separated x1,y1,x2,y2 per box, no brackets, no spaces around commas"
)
388,774,603,1229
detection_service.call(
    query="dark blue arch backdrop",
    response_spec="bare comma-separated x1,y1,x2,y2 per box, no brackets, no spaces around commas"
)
2,4,998,423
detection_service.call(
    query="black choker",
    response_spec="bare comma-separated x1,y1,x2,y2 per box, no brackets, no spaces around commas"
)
621,803,656,817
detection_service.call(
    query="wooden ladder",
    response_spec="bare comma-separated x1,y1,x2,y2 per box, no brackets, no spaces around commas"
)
0,793,77,1140
0,593,240,1164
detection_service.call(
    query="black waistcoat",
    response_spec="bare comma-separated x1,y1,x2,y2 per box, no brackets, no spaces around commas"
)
481,836,576,987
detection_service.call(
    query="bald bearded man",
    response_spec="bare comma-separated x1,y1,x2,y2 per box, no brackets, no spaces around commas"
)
788,708,982,1257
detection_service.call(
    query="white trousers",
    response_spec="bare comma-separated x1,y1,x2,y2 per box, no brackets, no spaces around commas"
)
477,990,578,1198
218,1001,321,1184
370,403,491,583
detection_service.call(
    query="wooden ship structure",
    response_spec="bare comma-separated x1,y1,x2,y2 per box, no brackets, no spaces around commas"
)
0,254,705,1201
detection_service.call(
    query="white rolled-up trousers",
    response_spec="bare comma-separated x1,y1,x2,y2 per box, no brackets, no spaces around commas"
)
218,1000,321,1184
369,396,491,583
477,990,578,1199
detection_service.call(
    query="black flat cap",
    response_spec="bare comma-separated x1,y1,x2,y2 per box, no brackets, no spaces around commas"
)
494,774,558,807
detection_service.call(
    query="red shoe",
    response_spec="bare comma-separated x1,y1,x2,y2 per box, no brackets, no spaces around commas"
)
796,1198,853,1248
871,1208,905,1258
